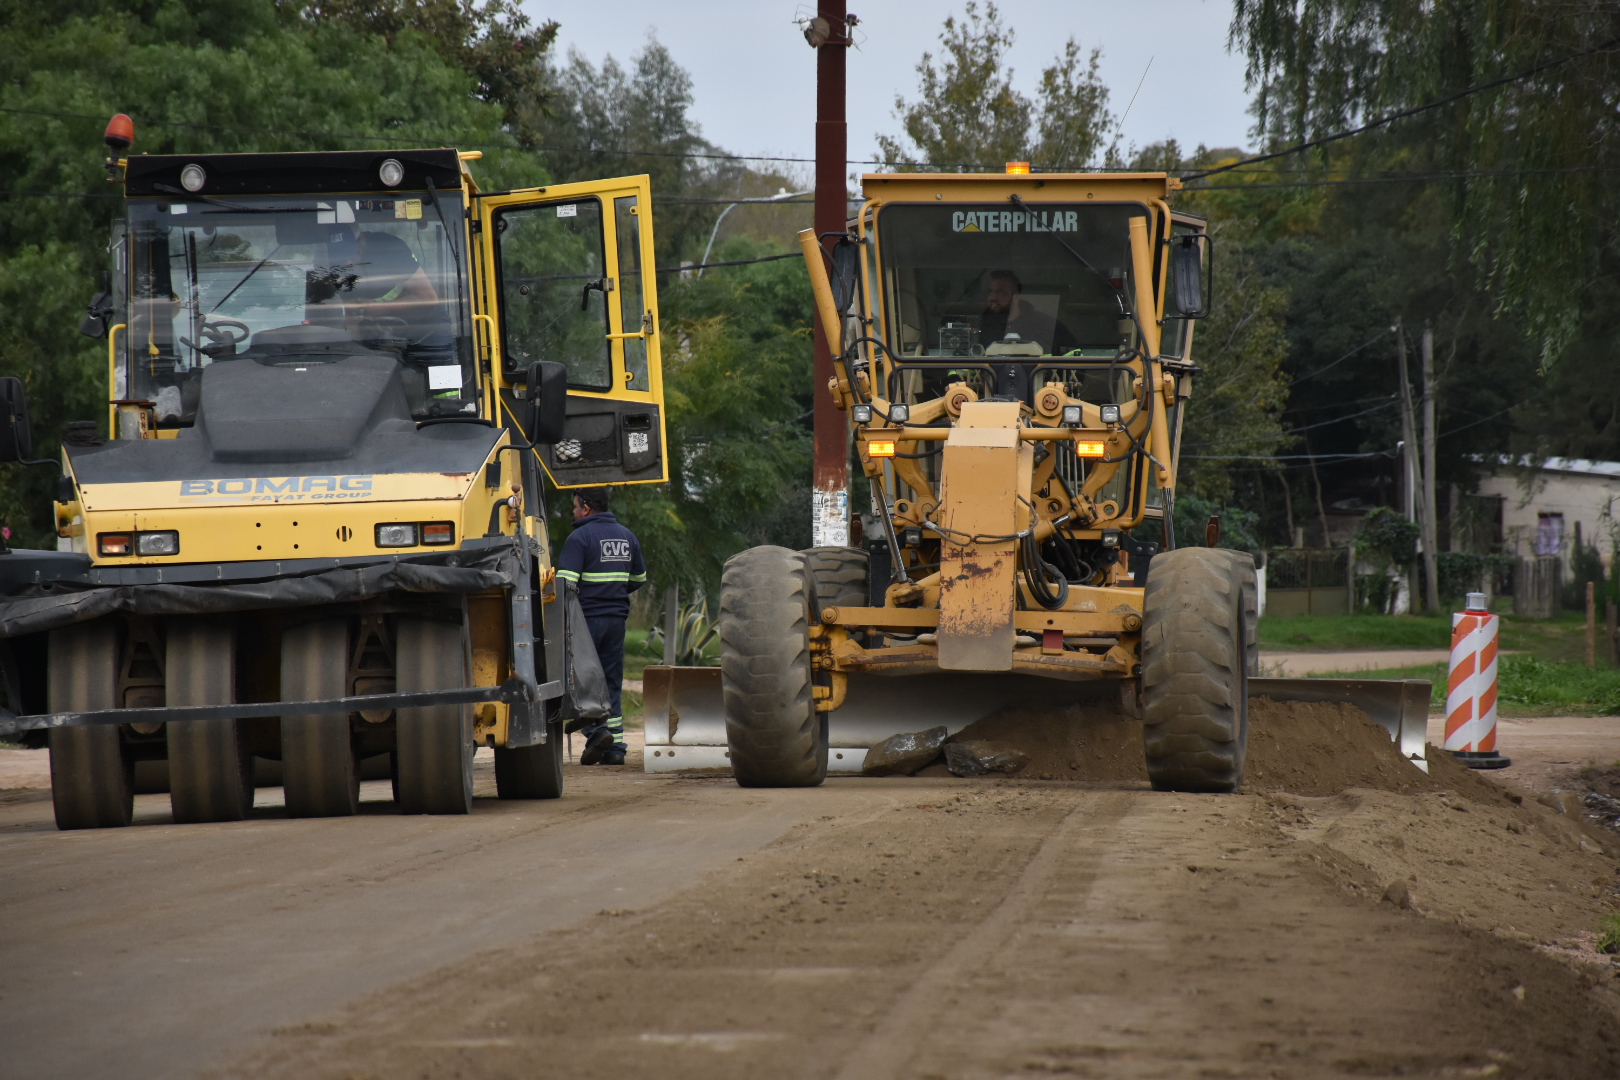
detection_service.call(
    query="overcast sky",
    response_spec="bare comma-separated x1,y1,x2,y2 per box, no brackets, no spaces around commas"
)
520,0,1257,175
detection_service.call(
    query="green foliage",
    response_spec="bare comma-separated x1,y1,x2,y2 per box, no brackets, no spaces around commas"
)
1230,0,1620,363
644,592,718,666
875,2,1115,171
286,0,558,139
1170,491,1265,553
1598,911,1620,955
1357,507,1419,568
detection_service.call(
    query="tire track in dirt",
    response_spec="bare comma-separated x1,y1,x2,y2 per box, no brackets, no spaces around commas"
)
833,792,1130,1078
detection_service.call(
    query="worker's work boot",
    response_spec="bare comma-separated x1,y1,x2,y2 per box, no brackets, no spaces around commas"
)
601,744,627,766
579,724,615,765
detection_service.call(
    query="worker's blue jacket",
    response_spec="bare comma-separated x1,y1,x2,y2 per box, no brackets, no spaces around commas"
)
557,512,647,619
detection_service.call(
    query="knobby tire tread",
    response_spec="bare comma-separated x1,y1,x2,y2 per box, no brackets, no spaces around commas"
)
721,546,827,788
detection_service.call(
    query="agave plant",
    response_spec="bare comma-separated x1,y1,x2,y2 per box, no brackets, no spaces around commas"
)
645,592,720,666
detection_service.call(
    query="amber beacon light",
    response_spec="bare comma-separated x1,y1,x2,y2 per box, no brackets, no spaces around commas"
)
1004,161,1031,175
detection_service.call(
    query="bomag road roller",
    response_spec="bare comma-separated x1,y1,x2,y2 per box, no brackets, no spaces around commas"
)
643,168,1430,788
0,117,668,828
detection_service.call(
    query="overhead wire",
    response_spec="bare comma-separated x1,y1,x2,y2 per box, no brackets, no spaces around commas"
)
1182,35,1620,181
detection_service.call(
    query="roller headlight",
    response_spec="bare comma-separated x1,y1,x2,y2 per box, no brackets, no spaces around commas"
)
1061,405,1083,426
378,158,405,187
1099,404,1122,424
888,403,911,423
851,404,873,424
136,531,180,556
180,164,206,192
375,523,418,548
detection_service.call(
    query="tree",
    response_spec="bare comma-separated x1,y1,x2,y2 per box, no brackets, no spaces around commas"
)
1229,0,1620,363
876,2,1115,171
532,40,772,264
286,0,560,143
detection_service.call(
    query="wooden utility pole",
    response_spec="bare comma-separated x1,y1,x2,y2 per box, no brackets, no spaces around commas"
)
808,4,852,547
1420,326,1441,613
1587,580,1597,668
1394,322,1421,611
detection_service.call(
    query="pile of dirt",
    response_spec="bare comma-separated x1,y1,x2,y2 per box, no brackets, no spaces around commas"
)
1245,697,1436,796
944,703,1147,782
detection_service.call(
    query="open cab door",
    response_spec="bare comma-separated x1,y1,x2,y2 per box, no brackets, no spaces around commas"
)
475,176,667,487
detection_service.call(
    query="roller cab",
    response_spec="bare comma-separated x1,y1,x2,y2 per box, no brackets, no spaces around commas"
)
0,138,667,826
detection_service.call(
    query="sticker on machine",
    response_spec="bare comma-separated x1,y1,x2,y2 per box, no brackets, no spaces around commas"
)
427,366,461,390
556,203,578,218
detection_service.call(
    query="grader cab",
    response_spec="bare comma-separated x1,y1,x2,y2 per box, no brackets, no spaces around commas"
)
644,170,1429,787
0,120,669,828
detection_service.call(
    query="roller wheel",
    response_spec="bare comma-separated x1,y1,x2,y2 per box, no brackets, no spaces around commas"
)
720,546,827,788
48,621,133,830
395,617,473,814
1139,547,1250,793
166,619,253,823
494,716,564,800
801,546,869,611
281,618,358,817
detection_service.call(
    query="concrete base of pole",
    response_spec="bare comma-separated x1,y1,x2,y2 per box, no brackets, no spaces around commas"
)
1450,750,1512,770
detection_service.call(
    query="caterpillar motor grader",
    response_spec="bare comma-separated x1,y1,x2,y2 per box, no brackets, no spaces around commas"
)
0,116,668,828
644,168,1430,788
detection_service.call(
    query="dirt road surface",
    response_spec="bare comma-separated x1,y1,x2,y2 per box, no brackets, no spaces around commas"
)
5,710,1620,1079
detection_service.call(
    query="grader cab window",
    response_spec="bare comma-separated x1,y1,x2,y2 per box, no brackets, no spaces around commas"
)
125,195,475,425
876,203,1144,359
494,199,613,391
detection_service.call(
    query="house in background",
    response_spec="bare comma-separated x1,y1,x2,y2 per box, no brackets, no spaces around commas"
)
1475,457,1620,569
1473,457,1620,615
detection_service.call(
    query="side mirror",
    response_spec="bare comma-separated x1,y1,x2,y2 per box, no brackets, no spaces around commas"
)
1172,235,1211,318
0,378,35,463
79,271,115,339
525,361,568,445
829,236,860,314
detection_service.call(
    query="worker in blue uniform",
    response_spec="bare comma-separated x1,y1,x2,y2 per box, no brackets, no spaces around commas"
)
556,487,646,765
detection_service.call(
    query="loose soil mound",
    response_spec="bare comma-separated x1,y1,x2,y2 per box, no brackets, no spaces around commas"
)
947,703,1147,782
1245,697,1435,796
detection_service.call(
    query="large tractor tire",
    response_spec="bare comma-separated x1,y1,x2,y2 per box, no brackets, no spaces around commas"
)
720,546,827,788
48,621,134,830
801,546,869,610
166,619,254,823
281,618,359,818
396,617,474,814
1139,547,1252,793
495,716,564,800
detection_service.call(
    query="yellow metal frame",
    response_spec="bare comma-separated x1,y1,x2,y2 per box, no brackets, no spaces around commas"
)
472,175,669,489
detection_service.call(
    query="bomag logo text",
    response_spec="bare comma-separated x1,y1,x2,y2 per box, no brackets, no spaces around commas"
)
179,475,374,501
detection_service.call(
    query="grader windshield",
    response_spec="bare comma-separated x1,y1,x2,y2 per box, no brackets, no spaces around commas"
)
124,194,475,426
876,202,1146,362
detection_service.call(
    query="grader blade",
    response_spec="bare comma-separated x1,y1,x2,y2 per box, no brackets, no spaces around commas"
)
644,666,1432,776
642,665,1115,774
1250,678,1432,773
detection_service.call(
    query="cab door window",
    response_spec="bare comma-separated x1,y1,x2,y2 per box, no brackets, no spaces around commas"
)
614,196,650,391
494,198,611,390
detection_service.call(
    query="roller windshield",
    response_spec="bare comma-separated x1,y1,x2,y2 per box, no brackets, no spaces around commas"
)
124,194,474,425
876,203,1147,359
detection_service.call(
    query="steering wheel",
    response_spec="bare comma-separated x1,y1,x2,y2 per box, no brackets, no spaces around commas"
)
201,319,251,348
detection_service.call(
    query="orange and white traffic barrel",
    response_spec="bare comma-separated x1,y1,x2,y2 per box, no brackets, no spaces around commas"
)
1445,591,1511,769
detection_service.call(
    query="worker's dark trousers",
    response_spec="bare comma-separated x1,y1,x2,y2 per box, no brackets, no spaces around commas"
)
585,615,626,746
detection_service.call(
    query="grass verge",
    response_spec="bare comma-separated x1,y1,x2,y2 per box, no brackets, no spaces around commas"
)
1313,653,1620,716
1263,610,1594,665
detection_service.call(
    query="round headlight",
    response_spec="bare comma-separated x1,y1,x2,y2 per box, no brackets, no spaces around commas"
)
180,164,206,192
379,159,405,187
